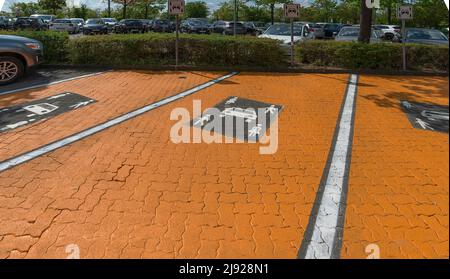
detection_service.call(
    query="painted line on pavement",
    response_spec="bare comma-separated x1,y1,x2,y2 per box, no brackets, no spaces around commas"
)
0,70,112,96
0,72,238,173
298,73,359,259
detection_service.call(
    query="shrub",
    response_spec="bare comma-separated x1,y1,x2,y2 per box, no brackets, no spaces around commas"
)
68,33,286,67
297,40,449,72
0,31,70,63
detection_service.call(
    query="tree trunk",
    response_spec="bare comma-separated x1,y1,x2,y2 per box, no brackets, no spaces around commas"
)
358,0,373,43
270,4,274,25
108,0,111,17
387,6,392,25
123,1,127,19
145,4,149,19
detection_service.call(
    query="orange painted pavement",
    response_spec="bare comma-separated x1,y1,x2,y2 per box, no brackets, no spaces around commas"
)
341,75,449,259
0,71,222,161
0,72,348,258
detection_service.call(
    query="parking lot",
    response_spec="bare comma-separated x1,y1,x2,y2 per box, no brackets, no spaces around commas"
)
0,69,448,259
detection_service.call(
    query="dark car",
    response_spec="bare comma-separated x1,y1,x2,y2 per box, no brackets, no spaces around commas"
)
151,19,173,33
211,21,247,35
13,17,48,31
140,19,152,32
0,35,43,85
323,23,343,38
0,16,12,30
114,19,146,34
180,19,210,34
242,22,260,35
83,18,108,35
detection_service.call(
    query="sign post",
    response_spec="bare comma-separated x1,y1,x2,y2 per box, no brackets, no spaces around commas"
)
168,0,185,69
397,5,413,71
284,3,300,67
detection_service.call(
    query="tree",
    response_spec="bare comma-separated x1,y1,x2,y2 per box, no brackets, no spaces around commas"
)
38,0,66,15
335,0,360,24
184,1,209,18
312,0,337,22
9,2,42,17
255,0,290,25
358,0,373,43
112,0,136,19
411,0,449,29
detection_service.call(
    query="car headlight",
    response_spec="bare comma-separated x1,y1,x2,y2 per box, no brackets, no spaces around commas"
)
25,43,41,50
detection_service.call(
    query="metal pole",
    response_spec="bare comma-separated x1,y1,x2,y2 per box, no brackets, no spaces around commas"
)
402,19,406,71
290,18,294,67
233,0,237,36
176,14,179,70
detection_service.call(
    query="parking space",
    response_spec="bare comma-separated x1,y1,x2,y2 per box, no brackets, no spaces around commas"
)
0,70,448,259
341,75,449,259
0,70,222,162
0,71,350,258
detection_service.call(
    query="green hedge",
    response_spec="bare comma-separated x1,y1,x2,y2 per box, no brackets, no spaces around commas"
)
68,33,286,67
296,40,449,72
0,31,69,63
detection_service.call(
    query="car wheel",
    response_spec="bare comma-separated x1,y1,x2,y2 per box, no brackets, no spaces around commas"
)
0,56,25,85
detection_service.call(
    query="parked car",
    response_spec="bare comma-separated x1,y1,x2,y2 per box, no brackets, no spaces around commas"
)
335,26,384,43
151,19,173,32
83,18,108,35
102,18,118,32
13,17,48,31
180,18,210,34
49,19,79,34
295,22,325,39
373,24,401,40
211,21,247,35
30,14,55,24
70,18,85,32
140,19,152,32
0,35,43,85
250,21,268,34
0,16,12,30
323,23,344,38
242,22,260,35
258,23,311,44
114,19,146,34
403,28,449,45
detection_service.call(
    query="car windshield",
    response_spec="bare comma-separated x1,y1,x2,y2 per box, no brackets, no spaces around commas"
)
54,20,71,23
324,24,340,30
155,20,169,24
339,27,360,37
103,19,116,23
407,29,448,41
71,19,83,23
125,20,141,24
86,19,103,24
264,24,303,36
31,15,52,21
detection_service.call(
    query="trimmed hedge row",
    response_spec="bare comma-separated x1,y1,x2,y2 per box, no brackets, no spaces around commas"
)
296,40,449,72
0,31,69,64
67,33,286,67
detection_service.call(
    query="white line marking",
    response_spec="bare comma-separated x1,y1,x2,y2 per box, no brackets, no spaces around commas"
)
0,72,238,172
0,70,112,96
304,74,358,259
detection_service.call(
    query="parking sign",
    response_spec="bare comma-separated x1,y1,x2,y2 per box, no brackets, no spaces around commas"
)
169,0,185,15
397,5,413,20
284,3,300,18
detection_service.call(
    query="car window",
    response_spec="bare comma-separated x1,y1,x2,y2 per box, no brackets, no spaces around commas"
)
87,19,103,24
338,28,359,37
54,20,71,24
264,24,304,36
407,29,448,41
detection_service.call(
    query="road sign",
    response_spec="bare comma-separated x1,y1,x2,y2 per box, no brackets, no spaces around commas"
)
168,0,185,15
192,96,283,142
284,3,300,18
397,5,413,20
0,92,96,133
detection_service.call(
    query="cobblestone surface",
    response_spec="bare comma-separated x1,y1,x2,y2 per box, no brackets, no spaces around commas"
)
0,71,221,161
0,72,348,258
341,75,449,259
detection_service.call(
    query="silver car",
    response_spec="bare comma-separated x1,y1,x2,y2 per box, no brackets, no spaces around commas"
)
335,26,384,43
49,19,79,34
404,28,449,46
